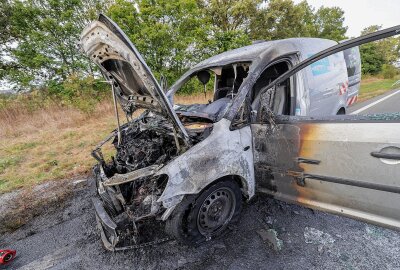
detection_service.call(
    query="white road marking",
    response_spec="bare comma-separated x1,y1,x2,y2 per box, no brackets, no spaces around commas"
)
350,89,400,115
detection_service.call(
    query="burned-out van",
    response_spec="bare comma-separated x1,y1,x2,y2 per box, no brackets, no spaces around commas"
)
80,15,400,251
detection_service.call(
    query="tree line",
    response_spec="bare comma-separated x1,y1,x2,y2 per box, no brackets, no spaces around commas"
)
0,0,399,93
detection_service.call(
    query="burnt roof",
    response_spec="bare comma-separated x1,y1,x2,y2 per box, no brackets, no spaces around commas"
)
193,38,334,69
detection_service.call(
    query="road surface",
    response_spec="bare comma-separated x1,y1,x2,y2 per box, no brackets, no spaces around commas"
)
1,178,399,270
348,89,400,114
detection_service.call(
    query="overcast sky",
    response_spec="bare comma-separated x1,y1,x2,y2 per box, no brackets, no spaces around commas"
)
293,0,399,37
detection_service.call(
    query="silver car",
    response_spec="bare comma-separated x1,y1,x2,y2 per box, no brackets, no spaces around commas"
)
80,14,400,251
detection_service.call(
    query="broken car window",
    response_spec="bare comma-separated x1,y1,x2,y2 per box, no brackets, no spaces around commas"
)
253,34,400,119
172,63,250,125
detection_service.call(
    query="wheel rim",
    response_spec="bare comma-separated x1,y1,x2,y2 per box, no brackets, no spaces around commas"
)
197,187,236,236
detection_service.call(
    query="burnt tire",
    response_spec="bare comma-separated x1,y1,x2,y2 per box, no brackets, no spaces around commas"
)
165,180,242,246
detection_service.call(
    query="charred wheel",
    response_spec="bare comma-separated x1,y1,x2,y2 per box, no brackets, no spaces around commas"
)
197,187,236,236
166,180,242,245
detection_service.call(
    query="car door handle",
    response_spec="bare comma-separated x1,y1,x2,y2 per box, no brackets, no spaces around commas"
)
371,152,400,160
296,157,321,165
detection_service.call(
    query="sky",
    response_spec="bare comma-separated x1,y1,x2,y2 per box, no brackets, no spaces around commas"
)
293,0,399,37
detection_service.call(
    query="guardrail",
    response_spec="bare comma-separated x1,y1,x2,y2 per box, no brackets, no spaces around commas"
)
392,80,400,87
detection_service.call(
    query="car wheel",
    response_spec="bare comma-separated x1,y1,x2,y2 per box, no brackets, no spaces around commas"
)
337,108,346,115
166,180,242,245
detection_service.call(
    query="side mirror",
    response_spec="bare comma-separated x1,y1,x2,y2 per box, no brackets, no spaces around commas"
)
159,75,168,93
196,70,210,85
197,70,211,98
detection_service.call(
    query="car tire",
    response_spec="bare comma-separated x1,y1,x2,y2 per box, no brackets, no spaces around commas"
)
165,180,242,246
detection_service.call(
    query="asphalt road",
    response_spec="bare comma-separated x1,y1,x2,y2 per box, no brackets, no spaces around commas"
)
1,178,400,270
348,88,400,114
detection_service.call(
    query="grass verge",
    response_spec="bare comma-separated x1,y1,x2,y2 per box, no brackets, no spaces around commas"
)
0,93,210,194
0,100,118,193
358,76,399,102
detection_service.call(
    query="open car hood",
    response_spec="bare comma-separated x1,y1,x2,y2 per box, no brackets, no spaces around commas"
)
80,14,189,144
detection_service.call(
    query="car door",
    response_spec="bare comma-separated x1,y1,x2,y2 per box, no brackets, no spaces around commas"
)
252,114,400,229
250,25,400,230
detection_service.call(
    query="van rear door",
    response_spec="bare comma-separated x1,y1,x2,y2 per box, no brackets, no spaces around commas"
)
304,51,348,116
343,46,361,106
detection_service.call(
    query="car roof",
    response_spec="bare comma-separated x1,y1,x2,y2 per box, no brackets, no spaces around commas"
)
192,37,335,69
168,37,336,95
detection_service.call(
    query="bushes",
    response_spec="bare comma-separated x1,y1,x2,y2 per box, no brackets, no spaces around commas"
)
46,74,110,114
0,74,111,117
381,64,398,79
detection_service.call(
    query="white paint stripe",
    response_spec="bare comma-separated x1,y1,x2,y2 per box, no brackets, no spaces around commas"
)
350,89,400,115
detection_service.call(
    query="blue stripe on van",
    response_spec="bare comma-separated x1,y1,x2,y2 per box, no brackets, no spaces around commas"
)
308,53,330,76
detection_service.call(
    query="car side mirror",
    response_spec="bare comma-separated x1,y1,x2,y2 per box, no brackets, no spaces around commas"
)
197,70,211,98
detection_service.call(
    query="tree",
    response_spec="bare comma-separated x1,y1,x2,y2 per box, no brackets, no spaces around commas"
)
199,0,259,53
361,25,400,65
0,0,19,81
248,0,347,41
313,6,347,41
108,0,211,84
359,42,385,75
2,0,352,91
249,0,315,40
0,0,14,47
2,0,111,89
200,0,261,32
360,25,400,75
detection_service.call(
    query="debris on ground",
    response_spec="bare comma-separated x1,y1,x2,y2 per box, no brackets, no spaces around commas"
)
304,227,335,245
1,190,400,269
72,179,87,189
257,228,284,251
365,225,385,238
0,249,16,265
0,179,77,234
264,216,274,225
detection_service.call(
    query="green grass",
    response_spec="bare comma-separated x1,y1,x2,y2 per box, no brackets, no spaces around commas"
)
358,77,399,102
0,156,23,174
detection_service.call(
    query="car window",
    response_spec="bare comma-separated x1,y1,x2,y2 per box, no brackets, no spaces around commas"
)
255,28,400,121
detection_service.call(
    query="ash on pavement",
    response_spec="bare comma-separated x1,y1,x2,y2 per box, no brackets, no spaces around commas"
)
1,177,400,270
